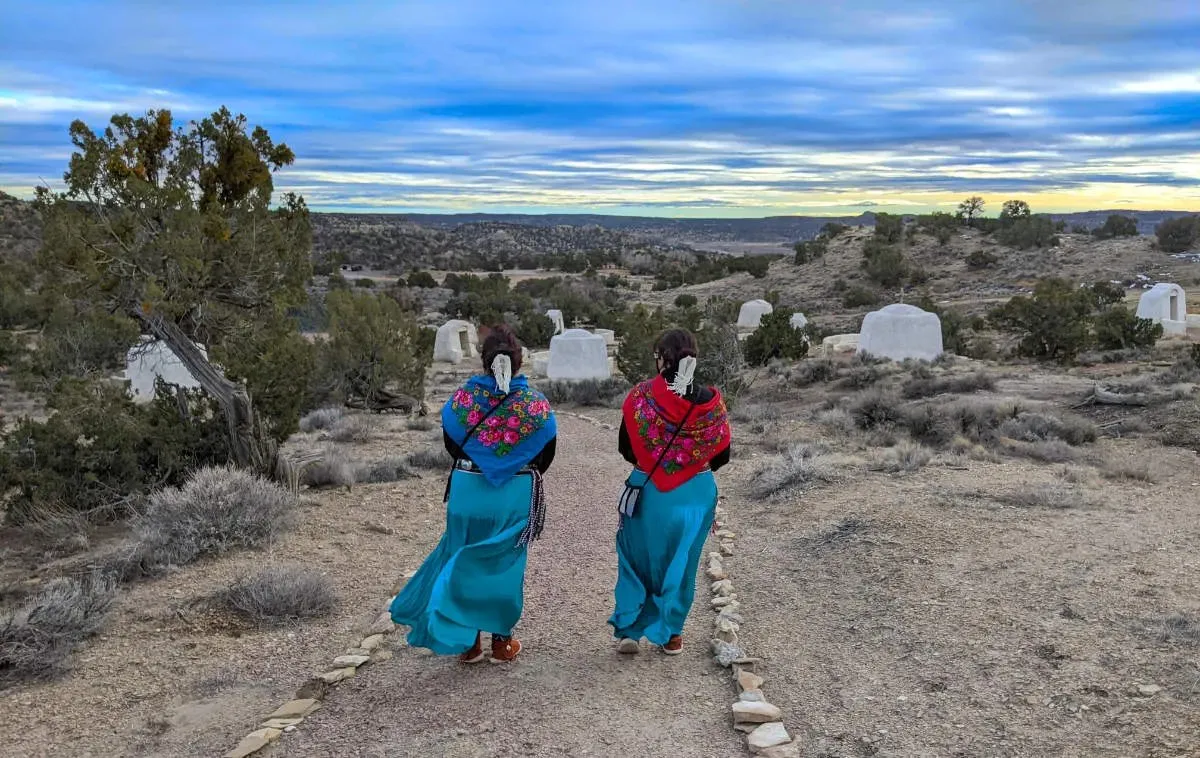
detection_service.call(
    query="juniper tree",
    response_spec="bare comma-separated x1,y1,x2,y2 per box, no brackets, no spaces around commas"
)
35,107,311,471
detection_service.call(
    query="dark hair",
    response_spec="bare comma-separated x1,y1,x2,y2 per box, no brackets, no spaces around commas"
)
653,328,698,373
481,323,523,375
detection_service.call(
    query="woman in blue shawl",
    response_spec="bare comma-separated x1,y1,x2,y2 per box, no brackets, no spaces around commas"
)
390,325,557,663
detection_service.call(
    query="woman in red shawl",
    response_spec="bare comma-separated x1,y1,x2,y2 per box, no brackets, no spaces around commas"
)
609,328,732,655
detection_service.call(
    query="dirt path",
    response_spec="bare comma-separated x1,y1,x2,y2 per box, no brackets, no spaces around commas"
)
279,413,742,758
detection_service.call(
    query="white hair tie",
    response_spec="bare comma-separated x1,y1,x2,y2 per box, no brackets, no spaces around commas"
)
492,354,512,393
668,355,696,396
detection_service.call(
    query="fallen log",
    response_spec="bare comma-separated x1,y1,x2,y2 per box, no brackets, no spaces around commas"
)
1073,384,1151,408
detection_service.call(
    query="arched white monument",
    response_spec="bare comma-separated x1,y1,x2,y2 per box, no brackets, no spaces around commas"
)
545,309,566,335
433,320,479,364
593,328,616,346
124,338,206,403
1136,283,1188,336
547,329,611,380
737,299,774,329
857,304,944,362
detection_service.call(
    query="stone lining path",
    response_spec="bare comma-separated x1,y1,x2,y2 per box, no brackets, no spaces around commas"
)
270,414,745,757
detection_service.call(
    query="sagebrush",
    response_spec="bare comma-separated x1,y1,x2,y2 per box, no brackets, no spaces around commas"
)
0,574,115,688
223,566,337,624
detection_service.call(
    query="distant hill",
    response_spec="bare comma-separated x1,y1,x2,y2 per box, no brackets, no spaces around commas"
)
3,189,1196,270
0,191,41,262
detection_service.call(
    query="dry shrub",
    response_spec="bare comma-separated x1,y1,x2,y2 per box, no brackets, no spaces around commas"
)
732,403,782,435
850,389,905,430
902,372,996,399
299,406,344,433
357,457,416,483
406,417,435,432
998,411,1096,446
837,364,888,390
406,446,454,471
1056,466,1099,486
996,485,1087,510
788,359,838,387
748,444,840,500
867,441,933,473
814,407,856,435
1001,438,1082,463
539,378,630,407
1142,614,1200,645
301,449,356,489
326,414,376,443
1101,460,1159,483
223,565,337,625
0,574,115,688
124,467,296,576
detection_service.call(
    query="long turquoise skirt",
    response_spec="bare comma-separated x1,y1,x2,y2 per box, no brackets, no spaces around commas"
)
390,468,532,655
609,469,717,646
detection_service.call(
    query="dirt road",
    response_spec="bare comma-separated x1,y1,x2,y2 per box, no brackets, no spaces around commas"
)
280,413,742,758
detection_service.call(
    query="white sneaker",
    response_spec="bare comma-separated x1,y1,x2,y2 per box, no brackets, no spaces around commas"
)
616,638,641,654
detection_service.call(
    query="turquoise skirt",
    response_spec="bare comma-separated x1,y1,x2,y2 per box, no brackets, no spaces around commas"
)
609,469,717,646
390,468,532,655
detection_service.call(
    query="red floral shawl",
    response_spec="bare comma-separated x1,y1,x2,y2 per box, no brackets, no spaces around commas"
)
621,375,731,492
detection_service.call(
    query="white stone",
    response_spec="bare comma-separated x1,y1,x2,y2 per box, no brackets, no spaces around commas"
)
266,699,321,720
1136,684,1163,696
530,350,551,378
789,312,808,330
822,333,860,357
332,654,370,668
713,640,746,666
225,728,282,758
367,611,396,636
123,337,207,403
433,320,479,364
359,634,387,651
739,689,765,702
857,303,944,362
547,329,611,380
545,309,566,335
1136,283,1188,336
593,328,616,346
707,562,728,581
747,723,792,753
733,701,784,724
317,667,357,684
737,669,765,692
711,579,735,595
738,299,774,329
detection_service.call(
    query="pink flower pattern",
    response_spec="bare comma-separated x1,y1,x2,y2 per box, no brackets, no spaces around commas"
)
627,380,730,477
450,384,553,456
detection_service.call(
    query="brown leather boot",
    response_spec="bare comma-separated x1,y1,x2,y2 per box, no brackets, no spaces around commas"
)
490,636,522,663
459,633,485,664
663,635,683,656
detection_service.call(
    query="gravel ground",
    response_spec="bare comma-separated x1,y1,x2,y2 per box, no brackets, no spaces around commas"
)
279,412,743,757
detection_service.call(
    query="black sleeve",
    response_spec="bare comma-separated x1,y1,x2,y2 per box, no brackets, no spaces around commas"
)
532,436,557,474
618,420,638,465
709,443,731,472
443,429,465,461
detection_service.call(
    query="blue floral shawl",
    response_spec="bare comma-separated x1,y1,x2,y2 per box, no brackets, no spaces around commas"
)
441,374,557,487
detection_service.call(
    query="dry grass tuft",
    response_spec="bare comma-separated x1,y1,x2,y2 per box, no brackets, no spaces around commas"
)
996,485,1087,510
299,406,344,433
325,414,377,443
406,447,454,471
867,441,933,473
357,457,416,483
405,417,435,432
539,378,629,407
301,449,357,489
748,444,841,500
902,372,996,399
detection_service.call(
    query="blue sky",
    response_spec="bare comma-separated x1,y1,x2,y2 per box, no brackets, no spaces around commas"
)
2,0,1199,215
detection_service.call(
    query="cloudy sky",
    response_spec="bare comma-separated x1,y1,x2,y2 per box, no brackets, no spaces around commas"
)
2,1,1198,216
